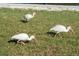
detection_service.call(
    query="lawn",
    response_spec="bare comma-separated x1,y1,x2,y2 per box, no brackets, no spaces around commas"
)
0,8,79,56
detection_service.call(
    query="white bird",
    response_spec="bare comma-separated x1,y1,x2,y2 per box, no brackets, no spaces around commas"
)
11,33,36,45
22,12,36,22
49,24,74,37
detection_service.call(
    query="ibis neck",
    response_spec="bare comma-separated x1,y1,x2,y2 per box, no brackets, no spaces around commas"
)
32,14,35,17
65,28,70,32
29,36,33,41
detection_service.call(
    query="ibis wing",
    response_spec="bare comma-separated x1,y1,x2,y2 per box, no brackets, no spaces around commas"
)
11,33,29,41
53,25,66,32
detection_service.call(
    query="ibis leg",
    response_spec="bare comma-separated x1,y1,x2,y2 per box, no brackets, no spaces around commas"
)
20,41,25,45
58,33,63,38
17,40,20,44
54,33,58,37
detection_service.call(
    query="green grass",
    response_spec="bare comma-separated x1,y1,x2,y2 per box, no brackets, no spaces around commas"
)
0,8,79,56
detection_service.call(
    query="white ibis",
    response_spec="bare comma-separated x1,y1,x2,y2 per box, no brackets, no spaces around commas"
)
49,24,74,37
11,33,36,45
22,12,36,22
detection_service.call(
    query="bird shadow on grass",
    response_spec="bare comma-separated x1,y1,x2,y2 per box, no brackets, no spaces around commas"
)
46,32,56,37
20,20,28,23
8,40,17,44
8,40,30,44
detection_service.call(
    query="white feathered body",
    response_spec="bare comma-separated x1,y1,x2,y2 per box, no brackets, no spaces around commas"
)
11,33,30,41
23,14,33,21
50,25,68,33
